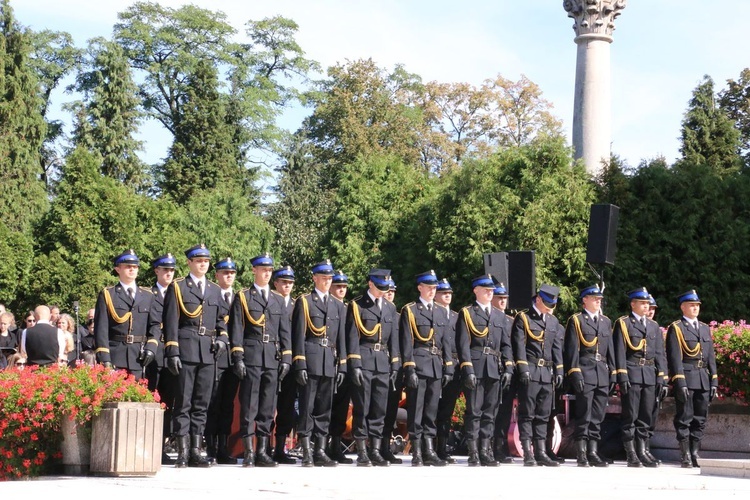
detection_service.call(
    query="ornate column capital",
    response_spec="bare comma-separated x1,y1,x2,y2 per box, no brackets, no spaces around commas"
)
563,0,626,42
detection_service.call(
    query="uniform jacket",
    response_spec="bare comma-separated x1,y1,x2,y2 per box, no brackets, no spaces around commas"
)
228,286,291,368
456,303,513,380
512,307,563,384
666,318,718,391
94,283,160,368
613,313,667,386
150,285,166,368
563,311,615,387
346,291,400,374
399,300,454,379
214,290,234,369
292,292,347,378
163,276,228,364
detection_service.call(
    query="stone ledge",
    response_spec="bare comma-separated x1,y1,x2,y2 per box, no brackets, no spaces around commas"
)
701,459,750,478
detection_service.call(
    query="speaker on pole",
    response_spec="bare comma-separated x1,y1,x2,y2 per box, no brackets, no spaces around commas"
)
483,252,508,289
508,251,536,311
586,204,619,266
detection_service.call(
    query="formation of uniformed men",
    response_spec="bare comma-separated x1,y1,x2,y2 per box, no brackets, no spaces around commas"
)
92,246,718,468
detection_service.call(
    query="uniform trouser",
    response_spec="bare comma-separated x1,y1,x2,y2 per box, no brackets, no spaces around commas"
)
406,375,441,440
206,367,239,437
173,360,215,436
329,377,352,438
383,368,404,440
351,369,389,440
275,370,298,438
465,377,500,440
674,388,710,442
154,366,177,439
649,389,661,438
518,379,553,441
621,382,656,441
239,364,278,438
494,376,518,445
297,375,334,438
436,369,462,438
573,382,608,441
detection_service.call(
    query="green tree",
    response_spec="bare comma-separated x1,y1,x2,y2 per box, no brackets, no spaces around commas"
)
0,0,48,233
68,38,146,189
680,75,742,175
719,68,750,167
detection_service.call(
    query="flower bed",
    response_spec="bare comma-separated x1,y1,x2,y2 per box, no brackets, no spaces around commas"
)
0,363,159,480
711,320,750,405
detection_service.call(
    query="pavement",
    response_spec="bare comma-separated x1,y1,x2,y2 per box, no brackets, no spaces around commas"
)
2,457,749,499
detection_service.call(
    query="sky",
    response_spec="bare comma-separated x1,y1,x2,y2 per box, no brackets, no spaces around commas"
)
13,0,750,170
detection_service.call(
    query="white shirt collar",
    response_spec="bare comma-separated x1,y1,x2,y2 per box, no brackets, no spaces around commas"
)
584,308,598,320
189,273,205,288
119,281,136,294
367,290,380,304
419,297,433,309
315,288,328,301
157,282,168,297
254,283,269,296
532,304,544,319
632,312,645,323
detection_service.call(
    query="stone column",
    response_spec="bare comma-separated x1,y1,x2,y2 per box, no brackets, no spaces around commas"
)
563,0,626,176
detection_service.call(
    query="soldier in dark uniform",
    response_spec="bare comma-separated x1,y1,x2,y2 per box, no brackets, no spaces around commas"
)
328,270,355,464
205,258,238,464
563,284,615,468
666,290,718,468
229,253,292,467
146,253,178,465
346,269,401,467
645,294,667,465
613,287,667,468
512,284,563,467
434,278,460,464
381,279,405,464
272,265,298,464
400,270,454,467
164,244,229,468
292,261,347,467
94,250,161,380
490,283,517,464
456,274,512,467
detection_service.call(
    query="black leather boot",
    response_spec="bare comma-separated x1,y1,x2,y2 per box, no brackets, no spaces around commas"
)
175,435,189,468
242,436,255,467
204,434,217,465
216,434,235,464
437,435,456,464
521,439,536,467
467,439,480,467
494,439,513,464
587,440,608,467
479,438,498,466
329,436,353,464
380,439,402,464
689,438,701,468
545,434,565,464
188,434,211,467
273,435,296,464
355,438,371,467
679,440,693,468
313,436,337,467
534,438,559,467
300,436,314,467
624,440,642,467
644,438,661,465
255,436,278,467
576,439,589,467
636,437,657,467
422,437,446,466
411,439,423,467
368,437,389,466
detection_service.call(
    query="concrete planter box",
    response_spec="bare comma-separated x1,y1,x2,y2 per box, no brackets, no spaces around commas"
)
90,402,164,476
61,415,91,475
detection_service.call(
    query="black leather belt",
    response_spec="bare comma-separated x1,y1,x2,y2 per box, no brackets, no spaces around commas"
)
683,359,706,368
528,357,553,367
417,346,442,356
247,334,276,343
582,353,604,362
472,346,499,357
182,326,216,336
628,357,655,366
361,342,389,355
307,337,333,348
113,334,145,344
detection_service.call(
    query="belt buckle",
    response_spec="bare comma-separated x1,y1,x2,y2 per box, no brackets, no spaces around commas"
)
638,358,646,366
373,343,381,352
320,338,329,347
482,347,491,355
198,326,206,336
697,360,704,368
537,358,546,367
430,346,438,355
594,353,602,362
125,334,134,344
262,334,270,343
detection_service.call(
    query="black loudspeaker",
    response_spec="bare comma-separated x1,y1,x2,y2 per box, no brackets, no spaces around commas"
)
586,204,620,266
508,251,536,311
483,252,508,289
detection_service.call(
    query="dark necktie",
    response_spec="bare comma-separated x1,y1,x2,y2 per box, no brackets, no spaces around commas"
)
322,294,327,304
197,281,203,293
128,287,135,300
261,288,267,302
592,315,597,323
224,292,230,304
640,317,645,327
376,298,381,310
426,303,431,311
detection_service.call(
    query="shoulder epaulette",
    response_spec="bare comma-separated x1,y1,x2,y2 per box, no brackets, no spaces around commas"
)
270,289,283,297
139,286,151,292
207,279,219,286
104,284,116,291
617,315,628,322
174,277,186,283
352,295,364,302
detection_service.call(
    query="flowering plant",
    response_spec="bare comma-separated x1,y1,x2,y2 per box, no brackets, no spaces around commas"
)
711,320,750,405
451,393,466,430
0,363,159,480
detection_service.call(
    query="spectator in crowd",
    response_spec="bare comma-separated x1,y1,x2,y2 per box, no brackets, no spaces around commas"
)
1,311,17,369
20,306,66,366
57,313,78,365
49,305,61,326
81,308,96,352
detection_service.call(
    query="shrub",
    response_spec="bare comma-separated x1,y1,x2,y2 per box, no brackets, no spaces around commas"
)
711,320,750,404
